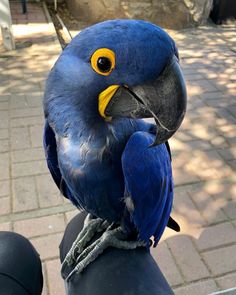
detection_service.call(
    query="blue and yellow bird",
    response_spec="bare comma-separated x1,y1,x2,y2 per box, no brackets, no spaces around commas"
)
43,19,187,277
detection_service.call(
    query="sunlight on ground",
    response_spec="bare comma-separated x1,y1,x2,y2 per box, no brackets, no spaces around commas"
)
12,23,54,39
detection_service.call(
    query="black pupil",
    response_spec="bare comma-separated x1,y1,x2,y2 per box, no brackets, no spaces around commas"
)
97,57,112,72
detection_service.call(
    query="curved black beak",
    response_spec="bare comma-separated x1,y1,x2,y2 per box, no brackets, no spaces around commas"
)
104,56,187,145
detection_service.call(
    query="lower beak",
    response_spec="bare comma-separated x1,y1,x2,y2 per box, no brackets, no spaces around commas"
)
100,55,187,145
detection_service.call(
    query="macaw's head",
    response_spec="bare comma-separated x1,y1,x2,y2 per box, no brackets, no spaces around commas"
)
44,19,187,145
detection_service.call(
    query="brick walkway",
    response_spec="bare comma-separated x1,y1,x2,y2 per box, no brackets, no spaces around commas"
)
0,2,236,294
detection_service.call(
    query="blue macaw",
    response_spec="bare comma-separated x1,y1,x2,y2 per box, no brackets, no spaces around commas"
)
43,19,186,276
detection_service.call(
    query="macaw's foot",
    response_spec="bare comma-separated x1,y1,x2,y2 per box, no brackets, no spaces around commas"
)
62,225,146,281
61,214,110,277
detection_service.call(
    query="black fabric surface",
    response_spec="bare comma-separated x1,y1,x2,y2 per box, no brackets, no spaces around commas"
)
60,212,174,295
0,231,43,295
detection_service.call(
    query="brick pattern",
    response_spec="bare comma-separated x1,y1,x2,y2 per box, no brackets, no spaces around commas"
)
173,280,219,295
46,259,65,295
30,233,63,260
13,214,66,238
195,222,236,251
202,244,236,276
167,236,210,282
151,241,184,286
0,4,65,294
0,3,236,294
216,273,236,290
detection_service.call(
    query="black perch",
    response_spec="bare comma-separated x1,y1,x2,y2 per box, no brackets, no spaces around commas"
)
60,212,174,295
0,231,43,295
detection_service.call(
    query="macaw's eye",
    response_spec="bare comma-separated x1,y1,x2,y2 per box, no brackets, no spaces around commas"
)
90,48,115,76
97,57,112,73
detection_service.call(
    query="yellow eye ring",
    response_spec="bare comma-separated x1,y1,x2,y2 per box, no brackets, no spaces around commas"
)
90,48,115,76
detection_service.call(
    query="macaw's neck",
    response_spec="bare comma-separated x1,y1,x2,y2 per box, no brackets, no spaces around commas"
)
46,91,108,139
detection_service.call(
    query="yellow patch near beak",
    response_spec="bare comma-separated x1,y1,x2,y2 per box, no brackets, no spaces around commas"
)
98,85,119,119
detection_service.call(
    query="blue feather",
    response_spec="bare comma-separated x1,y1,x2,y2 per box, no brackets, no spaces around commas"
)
43,120,78,206
122,131,173,246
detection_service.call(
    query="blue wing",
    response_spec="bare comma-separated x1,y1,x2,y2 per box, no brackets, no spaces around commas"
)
121,131,173,246
43,120,78,206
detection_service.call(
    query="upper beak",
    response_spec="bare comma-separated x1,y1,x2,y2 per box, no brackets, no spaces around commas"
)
99,55,187,145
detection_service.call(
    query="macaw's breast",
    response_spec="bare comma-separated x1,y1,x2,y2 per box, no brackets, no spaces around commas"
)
56,119,149,222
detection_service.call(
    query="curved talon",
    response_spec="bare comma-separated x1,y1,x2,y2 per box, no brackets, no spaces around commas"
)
61,214,111,279
76,240,99,263
64,226,146,281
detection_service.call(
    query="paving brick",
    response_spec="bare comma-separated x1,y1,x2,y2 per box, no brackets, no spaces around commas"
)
173,192,205,227
14,214,65,238
189,191,226,224
0,196,10,215
208,182,236,201
0,86,10,95
216,272,236,290
5,68,24,78
185,139,212,151
184,73,204,81
0,101,8,110
210,136,229,148
10,107,43,118
0,180,10,197
12,177,38,212
0,129,8,139
218,147,236,161
219,125,236,140
65,209,79,223
171,130,196,142
173,280,219,295
202,244,236,276
10,83,41,93
173,166,200,186
11,147,45,163
151,242,183,286
63,197,73,206
36,174,63,208
0,222,11,231
42,263,48,295
184,150,233,180
12,160,48,177
25,92,43,107
216,108,236,124
9,94,28,109
11,127,31,150
46,259,65,295
0,139,9,152
0,153,9,180
0,111,9,129
30,233,63,260
227,137,236,147
11,116,44,127
167,236,210,282
196,222,236,251
30,125,43,147
222,200,236,219
227,159,236,171
0,95,10,102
